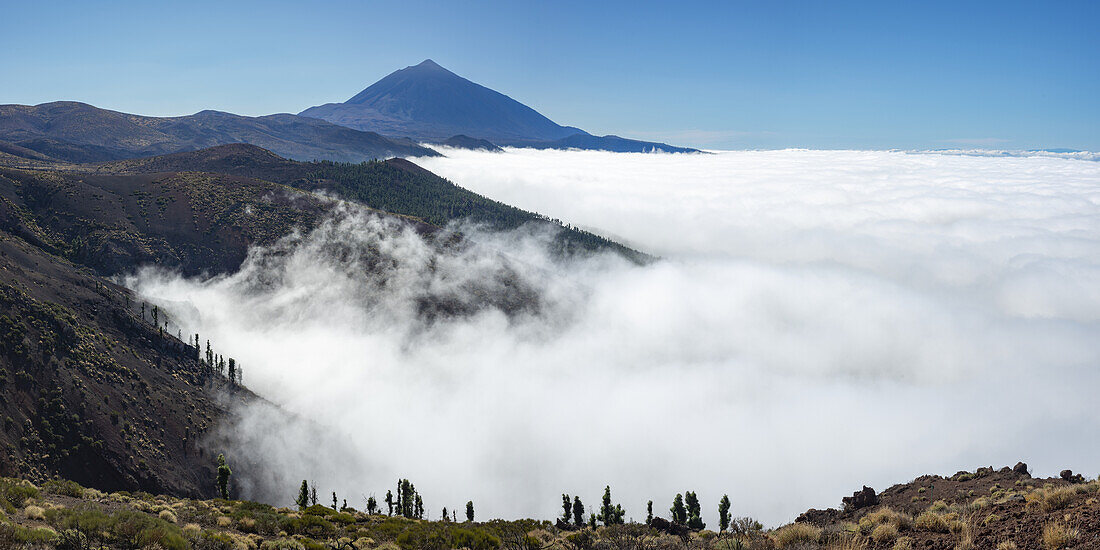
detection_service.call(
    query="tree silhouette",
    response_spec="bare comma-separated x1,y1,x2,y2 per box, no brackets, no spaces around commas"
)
572,496,585,528
215,454,231,500
718,494,731,532
562,494,572,524
670,493,686,524
296,481,309,510
466,500,474,522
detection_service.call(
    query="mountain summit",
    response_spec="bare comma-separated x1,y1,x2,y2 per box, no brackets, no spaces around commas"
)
300,60,696,153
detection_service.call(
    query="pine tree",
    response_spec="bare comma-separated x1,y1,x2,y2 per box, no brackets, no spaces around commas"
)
646,500,654,525
415,494,424,519
442,507,448,521
310,485,318,506
573,497,584,528
216,454,231,500
562,494,572,524
367,495,379,515
588,513,596,529
296,481,309,510
685,491,705,530
670,493,686,524
228,358,236,385
718,495,731,533
385,490,394,516
466,500,474,522
332,492,338,510
598,486,624,525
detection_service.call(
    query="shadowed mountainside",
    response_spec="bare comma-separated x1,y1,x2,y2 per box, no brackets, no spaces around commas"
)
96,144,648,262
0,102,438,164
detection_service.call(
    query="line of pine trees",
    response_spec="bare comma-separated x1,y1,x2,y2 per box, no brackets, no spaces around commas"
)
133,298,243,386
279,478,739,533
561,486,740,533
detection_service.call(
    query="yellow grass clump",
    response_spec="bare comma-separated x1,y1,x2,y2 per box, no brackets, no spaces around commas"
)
1042,521,1079,550
772,522,822,548
23,505,45,520
915,511,950,532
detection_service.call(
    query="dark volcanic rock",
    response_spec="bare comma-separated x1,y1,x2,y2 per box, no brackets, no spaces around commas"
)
842,486,879,511
1014,461,1030,475
650,517,690,537
1060,469,1084,483
796,508,841,526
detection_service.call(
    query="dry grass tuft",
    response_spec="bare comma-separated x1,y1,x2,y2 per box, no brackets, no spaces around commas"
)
915,511,950,533
216,515,232,527
1041,521,1079,550
871,523,898,544
1029,486,1077,512
772,522,822,548
996,541,1018,550
23,505,45,520
158,509,177,523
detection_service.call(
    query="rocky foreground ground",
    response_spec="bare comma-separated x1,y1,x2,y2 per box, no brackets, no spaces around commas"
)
0,463,1097,549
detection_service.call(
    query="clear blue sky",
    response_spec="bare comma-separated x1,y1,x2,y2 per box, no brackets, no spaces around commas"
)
2,0,1097,150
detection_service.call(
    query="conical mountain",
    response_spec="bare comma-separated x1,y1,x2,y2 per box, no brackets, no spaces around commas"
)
300,60,696,152
301,59,582,142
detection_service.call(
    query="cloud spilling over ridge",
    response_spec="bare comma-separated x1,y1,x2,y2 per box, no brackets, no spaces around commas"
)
130,149,1100,526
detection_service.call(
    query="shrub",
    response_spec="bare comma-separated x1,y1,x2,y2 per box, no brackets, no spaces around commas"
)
915,512,950,533
892,537,913,550
871,523,898,543
1038,487,1077,512
1042,521,1078,550
0,479,40,510
159,509,178,523
24,504,46,520
997,542,1018,550
261,538,306,549
865,506,912,530
772,523,821,548
43,479,84,498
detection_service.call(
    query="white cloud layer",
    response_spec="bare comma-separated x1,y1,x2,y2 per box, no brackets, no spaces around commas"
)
130,149,1100,527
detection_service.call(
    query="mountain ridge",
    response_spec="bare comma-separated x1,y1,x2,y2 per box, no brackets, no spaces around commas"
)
0,101,438,164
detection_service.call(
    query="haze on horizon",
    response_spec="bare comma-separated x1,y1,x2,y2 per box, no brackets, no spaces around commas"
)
2,0,1098,150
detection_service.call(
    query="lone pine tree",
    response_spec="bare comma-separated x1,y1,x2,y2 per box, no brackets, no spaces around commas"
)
216,454,231,500
466,500,474,522
719,494,731,532
296,481,310,510
671,493,687,524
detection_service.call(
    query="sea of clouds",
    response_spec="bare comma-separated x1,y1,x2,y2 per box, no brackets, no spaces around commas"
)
129,148,1100,526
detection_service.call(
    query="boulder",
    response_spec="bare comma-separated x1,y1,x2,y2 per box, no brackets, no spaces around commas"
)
1060,469,1084,483
842,486,879,511
1013,462,1029,476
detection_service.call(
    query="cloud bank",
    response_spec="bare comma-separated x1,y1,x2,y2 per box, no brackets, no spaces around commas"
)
130,149,1100,526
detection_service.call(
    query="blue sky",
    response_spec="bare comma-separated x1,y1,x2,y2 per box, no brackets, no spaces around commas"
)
2,0,1097,150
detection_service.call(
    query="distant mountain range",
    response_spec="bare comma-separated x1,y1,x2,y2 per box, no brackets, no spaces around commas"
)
0,101,437,164
300,59,697,153
0,60,695,163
